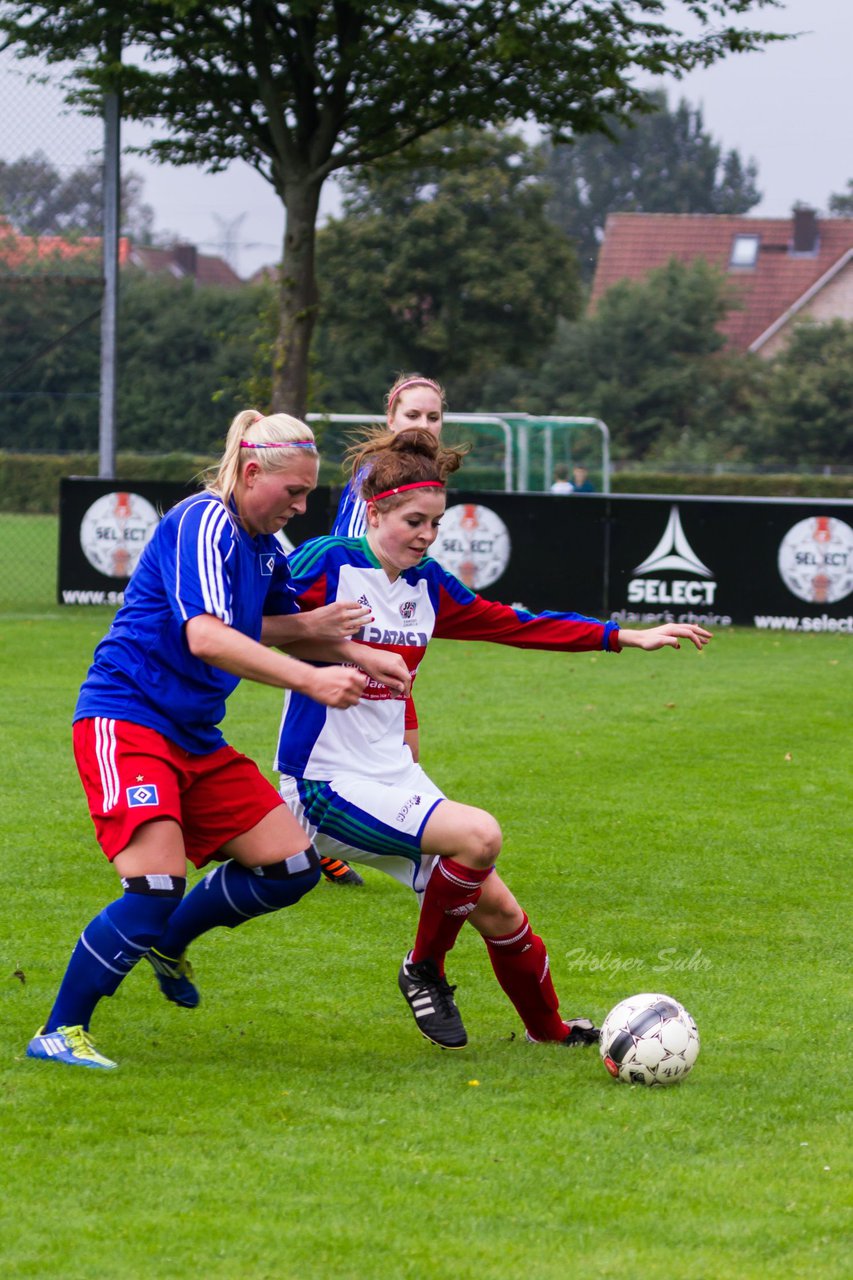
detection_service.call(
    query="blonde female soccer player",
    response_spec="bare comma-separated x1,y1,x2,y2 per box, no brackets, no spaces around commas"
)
26,409,407,1070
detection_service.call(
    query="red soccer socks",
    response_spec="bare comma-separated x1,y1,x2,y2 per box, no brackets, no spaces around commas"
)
412,857,493,972
484,913,567,1043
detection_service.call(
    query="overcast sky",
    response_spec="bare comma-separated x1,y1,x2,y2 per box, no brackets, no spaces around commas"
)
1,0,850,278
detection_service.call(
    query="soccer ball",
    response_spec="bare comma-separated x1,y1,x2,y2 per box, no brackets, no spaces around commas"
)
599,992,700,1087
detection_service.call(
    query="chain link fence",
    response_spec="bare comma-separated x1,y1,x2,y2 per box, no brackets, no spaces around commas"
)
0,47,103,610
1,45,104,449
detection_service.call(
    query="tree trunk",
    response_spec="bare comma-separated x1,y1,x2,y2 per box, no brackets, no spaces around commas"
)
271,179,322,417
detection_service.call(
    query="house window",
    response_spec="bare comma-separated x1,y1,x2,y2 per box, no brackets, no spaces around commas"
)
730,235,760,268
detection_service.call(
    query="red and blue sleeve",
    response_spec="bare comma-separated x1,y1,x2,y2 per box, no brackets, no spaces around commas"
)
291,576,329,612
431,575,620,653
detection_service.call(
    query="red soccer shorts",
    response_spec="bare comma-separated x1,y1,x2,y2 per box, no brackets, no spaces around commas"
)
73,717,284,867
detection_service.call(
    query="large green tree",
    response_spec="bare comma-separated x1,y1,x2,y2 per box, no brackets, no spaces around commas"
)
313,128,580,409
543,89,761,280
1,1,785,415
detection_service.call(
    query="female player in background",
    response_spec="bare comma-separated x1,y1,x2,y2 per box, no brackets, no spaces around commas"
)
26,410,408,1070
144,427,707,1052
332,372,446,539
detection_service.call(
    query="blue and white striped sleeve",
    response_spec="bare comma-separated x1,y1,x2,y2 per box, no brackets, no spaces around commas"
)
171,496,237,626
331,473,368,538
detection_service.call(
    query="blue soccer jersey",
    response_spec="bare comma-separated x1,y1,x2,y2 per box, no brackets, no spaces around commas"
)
75,492,299,754
330,467,369,538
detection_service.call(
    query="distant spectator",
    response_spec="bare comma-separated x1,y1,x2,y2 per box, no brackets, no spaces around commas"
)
550,463,574,493
572,465,596,493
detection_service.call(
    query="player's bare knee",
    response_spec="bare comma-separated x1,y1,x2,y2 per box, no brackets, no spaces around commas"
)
470,900,519,937
459,813,502,867
494,899,521,933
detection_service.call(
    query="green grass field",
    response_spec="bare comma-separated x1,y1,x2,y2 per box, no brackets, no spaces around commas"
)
0,513,59,612
0,523,851,1278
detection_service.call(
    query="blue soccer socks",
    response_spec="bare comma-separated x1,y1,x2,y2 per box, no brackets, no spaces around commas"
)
33,851,320,1058
152,849,321,959
42,876,185,1034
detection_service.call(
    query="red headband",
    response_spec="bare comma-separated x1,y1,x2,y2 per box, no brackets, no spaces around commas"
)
387,378,442,411
369,480,446,503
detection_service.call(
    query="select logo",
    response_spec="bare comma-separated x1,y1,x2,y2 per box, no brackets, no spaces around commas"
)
627,506,717,606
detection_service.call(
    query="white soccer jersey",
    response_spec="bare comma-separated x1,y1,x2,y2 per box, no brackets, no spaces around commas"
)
274,535,620,781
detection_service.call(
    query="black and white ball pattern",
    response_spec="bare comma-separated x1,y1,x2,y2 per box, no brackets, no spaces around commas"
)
600,992,700,1087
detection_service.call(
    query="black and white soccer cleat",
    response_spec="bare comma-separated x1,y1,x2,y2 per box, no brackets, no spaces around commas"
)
398,951,468,1049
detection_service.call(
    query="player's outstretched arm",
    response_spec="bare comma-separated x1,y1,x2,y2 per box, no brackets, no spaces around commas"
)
617,623,712,652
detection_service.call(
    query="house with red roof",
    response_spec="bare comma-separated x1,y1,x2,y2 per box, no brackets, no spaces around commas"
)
590,209,853,358
126,242,242,288
0,219,240,287
0,218,130,275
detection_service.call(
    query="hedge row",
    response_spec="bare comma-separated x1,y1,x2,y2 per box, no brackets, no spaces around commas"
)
610,471,853,499
1,451,850,514
0,453,214,514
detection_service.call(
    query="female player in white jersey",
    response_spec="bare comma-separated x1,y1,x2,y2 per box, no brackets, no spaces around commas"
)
271,428,710,1049
26,410,408,1070
319,373,446,886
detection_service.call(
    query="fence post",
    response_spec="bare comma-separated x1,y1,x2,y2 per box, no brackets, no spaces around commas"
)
98,34,121,480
